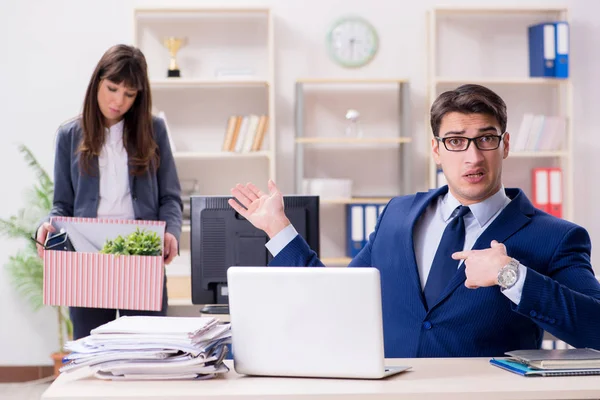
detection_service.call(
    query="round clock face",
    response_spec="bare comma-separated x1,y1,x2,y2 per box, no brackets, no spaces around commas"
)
327,17,379,68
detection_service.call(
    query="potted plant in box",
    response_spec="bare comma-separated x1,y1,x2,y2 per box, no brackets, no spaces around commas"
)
100,227,162,256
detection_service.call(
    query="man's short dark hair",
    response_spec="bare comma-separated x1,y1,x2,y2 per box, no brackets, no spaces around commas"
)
430,84,507,137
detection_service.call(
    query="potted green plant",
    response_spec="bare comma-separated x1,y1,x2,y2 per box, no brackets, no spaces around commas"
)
0,144,73,377
100,228,162,256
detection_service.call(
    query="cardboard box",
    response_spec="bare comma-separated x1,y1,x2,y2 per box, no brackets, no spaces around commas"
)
43,217,166,311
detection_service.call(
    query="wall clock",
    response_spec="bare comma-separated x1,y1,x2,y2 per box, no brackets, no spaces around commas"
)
326,16,379,68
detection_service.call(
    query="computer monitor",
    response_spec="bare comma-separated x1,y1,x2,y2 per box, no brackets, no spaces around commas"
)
190,195,320,309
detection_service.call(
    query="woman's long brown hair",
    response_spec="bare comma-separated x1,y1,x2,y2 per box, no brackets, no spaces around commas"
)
79,44,158,176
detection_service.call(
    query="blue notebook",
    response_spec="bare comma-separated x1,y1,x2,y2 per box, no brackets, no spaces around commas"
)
490,358,600,377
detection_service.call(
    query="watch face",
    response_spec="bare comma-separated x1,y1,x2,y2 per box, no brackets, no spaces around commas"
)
326,16,379,68
500,268,518,288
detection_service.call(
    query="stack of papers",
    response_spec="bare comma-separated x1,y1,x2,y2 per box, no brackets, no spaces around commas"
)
491,348,600,377
61,316,231,380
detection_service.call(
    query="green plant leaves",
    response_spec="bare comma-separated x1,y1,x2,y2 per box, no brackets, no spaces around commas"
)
0,144,73,350
5,248,44,311
100,228,162,256
19,144,53,193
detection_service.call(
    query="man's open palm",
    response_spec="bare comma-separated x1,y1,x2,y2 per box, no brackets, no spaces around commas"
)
229,180,288,237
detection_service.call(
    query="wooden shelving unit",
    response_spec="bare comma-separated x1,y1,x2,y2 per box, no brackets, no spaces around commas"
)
134,7,276,195
294,79,411,263
134,7,276,305
427,6,573,221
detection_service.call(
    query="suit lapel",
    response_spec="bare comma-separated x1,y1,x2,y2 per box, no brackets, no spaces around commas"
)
400,187,448,310
471,191,532,251
429,189,534,311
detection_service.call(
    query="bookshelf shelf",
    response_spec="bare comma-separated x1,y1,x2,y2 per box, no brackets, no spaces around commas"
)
510,151,569,158
150,79,269,89
295,137,411,145
165,276,192,306
432,6,568,15
322,257,352,265
320,197,392,205
295,79,411,266
134,6,275,191
135,7,275,284
427,6,573,221
135,8,270,17
297,78,409,84
295,79,412,195
435,77,569,85
173,151,270,160
168,298,193,306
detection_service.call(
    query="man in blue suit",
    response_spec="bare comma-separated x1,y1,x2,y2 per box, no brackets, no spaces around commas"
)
229,84,600,358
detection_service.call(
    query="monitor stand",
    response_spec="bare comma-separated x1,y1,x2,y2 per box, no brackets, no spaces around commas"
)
201,304,229,314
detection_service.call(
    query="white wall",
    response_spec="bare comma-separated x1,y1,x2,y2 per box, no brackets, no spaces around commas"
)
0,0,597,365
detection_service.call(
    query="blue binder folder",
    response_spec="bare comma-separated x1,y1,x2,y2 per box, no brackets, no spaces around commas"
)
528,22,569,78
528,23,556,77
346,204,383,257
346,204,365,257
554,22,569,78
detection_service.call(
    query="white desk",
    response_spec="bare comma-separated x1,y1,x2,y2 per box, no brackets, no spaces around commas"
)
42,358,600,399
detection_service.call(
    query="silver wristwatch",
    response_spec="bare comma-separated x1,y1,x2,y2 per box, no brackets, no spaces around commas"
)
497,258,520,290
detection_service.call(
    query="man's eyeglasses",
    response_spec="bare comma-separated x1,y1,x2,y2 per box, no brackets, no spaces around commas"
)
436,133,506,152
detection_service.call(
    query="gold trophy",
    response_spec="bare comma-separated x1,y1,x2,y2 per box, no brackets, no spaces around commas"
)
163,37,187,78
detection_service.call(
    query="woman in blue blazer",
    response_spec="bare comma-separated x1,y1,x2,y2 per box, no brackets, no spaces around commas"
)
35,44,183,339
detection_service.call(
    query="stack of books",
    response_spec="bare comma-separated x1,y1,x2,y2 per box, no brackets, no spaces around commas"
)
221,114,269,152
491,348,600,376
61,316,231,380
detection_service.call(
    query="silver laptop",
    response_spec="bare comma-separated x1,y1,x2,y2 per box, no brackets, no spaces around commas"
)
227,266,411,379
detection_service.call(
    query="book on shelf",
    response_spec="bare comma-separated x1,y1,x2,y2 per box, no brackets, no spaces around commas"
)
528,21,569,79
346,203,386,257
222,115,242,152
221,114,269,152
251,115,269,151
532,167,562,218
234,116,251,152
511,113,567,152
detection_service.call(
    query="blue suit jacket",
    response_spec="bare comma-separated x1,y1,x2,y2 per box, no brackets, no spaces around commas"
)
271,187,600,357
